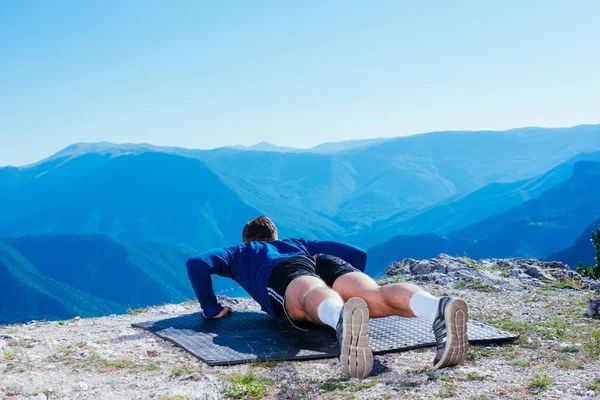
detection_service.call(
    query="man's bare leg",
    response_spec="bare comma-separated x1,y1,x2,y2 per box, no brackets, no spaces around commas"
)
332,272,469,369
332,272,423,318
284,275,373,378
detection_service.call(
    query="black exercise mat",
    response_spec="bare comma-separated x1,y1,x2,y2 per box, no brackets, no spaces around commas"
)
133,311,515,366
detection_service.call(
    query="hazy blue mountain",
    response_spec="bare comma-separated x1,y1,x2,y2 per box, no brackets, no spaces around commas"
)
3,124,600,252
335,125,600,228
198,150,354,239
307,138,388,154
1,238,124,324
199,125,600,240
547,218,600,268
0,152,267,249
0,234,244,324
355,151,600,248
365,160,600,276
453,161,600,257
34,142,185,165
234,142,300,153
231,138,388,154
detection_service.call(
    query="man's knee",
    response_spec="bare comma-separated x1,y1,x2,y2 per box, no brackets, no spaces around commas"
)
332,272,379,297
284,275,328,320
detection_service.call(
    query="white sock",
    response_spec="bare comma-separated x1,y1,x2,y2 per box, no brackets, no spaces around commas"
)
317,297,344,329
409,291,440,320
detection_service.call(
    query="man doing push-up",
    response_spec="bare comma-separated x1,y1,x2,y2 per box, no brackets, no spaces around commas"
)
186,216,469,378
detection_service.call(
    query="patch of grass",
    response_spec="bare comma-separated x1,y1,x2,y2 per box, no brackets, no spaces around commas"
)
145,362,159,371
553,355,584,370
560,345,581,353
127,307,150,315
487,317,538,346
58,321,66,326
249,359,281,369
552,278,584,290
3,350,17,361
320,378,377,393
455,280,467,289
49,346,77,362
220,370,272,400
463,257,487,271
454,277,497,291
321,378,348,391
499,345,518,359
9,338,37,349
511,358,531,367
438,383,456,398
526,371,553,390
6,328,17,334
345,381,377,392
535,316,572,341
477,347,501,358
466,352,476,362
99,359,138,369
406,366,429,374
585,378,600,395
466,372,486,381
470,396,487,400
377,275,407,285
582,327,600,357
170,367,195,378
400,381,419,389
473,278,497,292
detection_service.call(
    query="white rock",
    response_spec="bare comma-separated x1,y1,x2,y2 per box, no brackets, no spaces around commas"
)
35,393,47,400
78,382,89,391
110,330,141,343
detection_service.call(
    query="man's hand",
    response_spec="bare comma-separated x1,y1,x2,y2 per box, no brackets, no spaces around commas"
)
203,306,232,319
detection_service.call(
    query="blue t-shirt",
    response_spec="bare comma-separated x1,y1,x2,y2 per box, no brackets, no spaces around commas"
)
186,238,367,320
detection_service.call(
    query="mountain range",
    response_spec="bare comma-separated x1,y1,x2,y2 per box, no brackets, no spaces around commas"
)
366,160,600,276
548,218,600,268
0,234,242,324
1,124,600,323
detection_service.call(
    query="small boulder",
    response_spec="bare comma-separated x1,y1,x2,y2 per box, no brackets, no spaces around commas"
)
410,260,438,275
587,296,600,318
525,265,555,282
507,268,522,278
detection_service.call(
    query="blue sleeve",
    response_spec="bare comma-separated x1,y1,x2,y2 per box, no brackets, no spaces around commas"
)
186,247,235,318
299,239,367,272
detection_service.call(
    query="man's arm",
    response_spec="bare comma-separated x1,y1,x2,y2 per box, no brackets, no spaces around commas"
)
186,247,235,318
300,239,367,272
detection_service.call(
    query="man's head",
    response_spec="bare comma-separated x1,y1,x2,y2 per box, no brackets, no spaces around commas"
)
242,216,278,244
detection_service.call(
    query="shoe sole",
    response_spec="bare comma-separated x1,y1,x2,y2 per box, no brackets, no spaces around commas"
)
340,297,373,379
432,298,469,369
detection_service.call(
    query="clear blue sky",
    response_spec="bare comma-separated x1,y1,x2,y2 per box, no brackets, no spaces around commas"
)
1,1,599,166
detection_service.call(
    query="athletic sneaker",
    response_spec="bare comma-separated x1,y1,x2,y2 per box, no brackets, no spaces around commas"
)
335,297,373,379
432,296,469,369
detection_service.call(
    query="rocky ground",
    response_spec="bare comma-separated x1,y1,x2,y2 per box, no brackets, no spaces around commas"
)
1,256,599,400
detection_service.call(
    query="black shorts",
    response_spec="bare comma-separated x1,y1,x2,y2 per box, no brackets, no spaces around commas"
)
267,254,360,322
